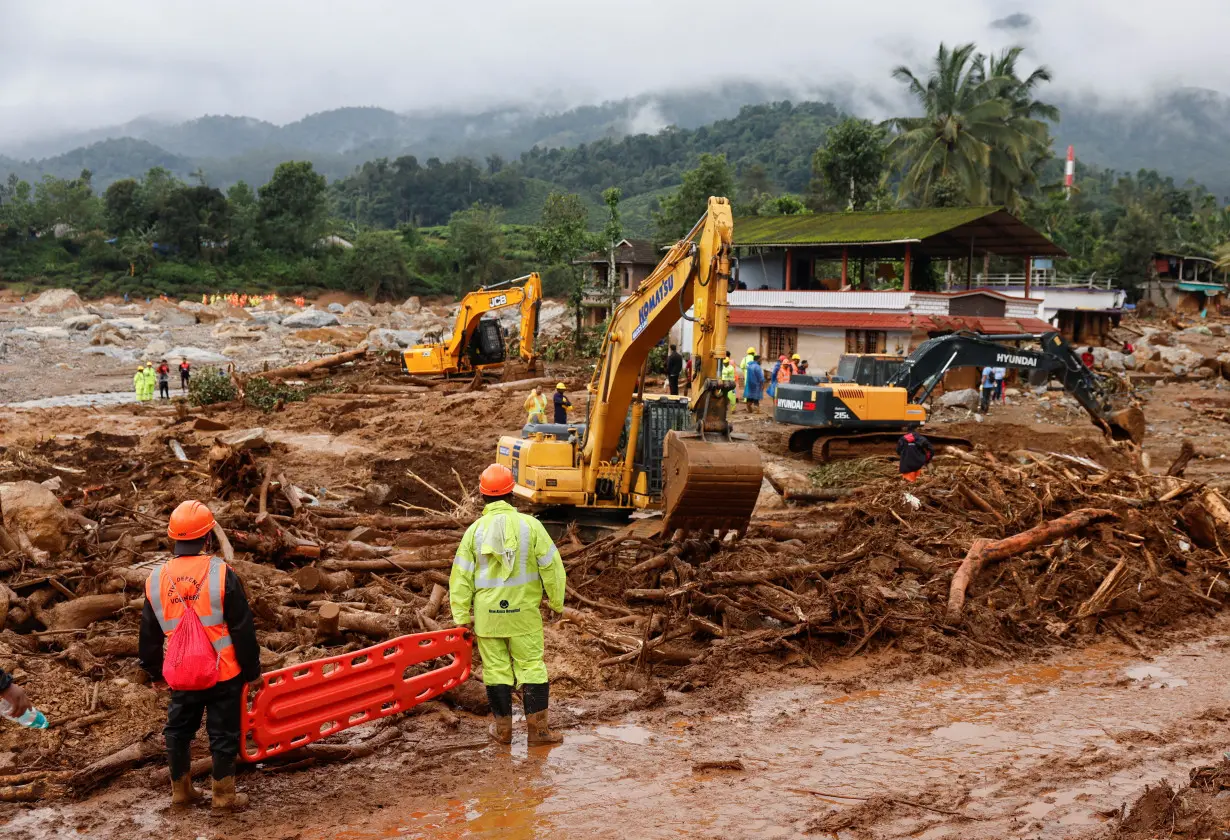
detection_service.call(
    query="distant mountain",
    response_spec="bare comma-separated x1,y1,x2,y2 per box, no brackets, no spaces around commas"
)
1,138,193,185
1053,87,1230,199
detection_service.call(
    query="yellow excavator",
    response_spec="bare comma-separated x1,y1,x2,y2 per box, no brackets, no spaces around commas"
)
494,197,763,535
401,273,542,378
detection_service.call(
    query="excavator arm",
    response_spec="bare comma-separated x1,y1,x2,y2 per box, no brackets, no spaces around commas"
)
402,273,541,376
891,331,1144,443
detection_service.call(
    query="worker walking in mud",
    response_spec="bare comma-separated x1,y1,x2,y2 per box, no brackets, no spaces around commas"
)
179,358,191,394
979,366,996,414
134,366,148,404
897,431,934,482
140,501,261,810
524,386,547,425
553,383,571,424
743,354,765,413
450,465,566,746
142,363,157,404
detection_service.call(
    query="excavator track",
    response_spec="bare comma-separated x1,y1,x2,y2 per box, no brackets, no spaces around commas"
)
661,431,762,535
789,428,971,463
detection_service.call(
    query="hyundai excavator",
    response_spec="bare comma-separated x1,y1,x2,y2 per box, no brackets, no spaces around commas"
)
494,197,763,535
777,331,1145,461
401,272,542,378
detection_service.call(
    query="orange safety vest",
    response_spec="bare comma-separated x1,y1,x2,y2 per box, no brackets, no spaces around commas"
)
776,361,797,384
145,555,240,682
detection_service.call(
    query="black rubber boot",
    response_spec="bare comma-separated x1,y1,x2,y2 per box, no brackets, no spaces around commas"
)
523,683,562,746
166,740,201,806
485,685,514,744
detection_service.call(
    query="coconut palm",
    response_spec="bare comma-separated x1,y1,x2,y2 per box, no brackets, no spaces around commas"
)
977,47,1059,211
886,43,1043,208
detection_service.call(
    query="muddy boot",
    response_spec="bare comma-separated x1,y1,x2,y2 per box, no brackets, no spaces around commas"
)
167,742,201,806
523,683,562,746
486,685,513,745
211,776,249,811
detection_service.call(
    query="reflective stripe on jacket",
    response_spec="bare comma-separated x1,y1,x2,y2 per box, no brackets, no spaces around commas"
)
449,501,566,638
145,554,241,682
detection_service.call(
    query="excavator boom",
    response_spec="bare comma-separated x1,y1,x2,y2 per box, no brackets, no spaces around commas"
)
402,273,541,377
495,197,762,535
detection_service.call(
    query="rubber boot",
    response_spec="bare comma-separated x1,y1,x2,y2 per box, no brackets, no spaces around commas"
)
523,683,563,746
167,742,201,806
486,685,513,745
210,776,249,811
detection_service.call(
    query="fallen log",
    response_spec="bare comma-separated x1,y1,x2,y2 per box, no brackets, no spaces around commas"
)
892,541,940,575
763,462,853,502
485,376,554,392
0,781,44,802
945,508,1116,622
312,514,462,532
83,635,140,657
278,473,303,516
70,734,161,792
259,346,367,381
150,757,212,784
707,562,843,585
40,594,128,632
291,566,355,593
322,552,453,572
316,602,341,641
1167,439,1196,477
359,384,429,395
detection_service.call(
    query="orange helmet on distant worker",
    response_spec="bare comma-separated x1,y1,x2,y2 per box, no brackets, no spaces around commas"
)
167,500,216,541
479,464,515,497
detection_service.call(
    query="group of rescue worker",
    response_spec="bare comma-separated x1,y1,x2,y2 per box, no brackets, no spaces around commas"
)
134,358,192,402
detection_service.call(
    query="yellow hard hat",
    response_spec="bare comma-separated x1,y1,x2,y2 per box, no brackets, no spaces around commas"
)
746,346,756,355
556,382,566,390
791,353,801,361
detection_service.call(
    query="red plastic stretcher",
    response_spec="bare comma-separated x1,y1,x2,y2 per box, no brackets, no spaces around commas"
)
240,627,472,762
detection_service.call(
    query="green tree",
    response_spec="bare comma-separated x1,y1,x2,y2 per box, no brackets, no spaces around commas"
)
653,153,735,242
978,47,1058,211
32,170,101,231
759,194,811,216
809,118,888,211
448,203,506,294
531,191,595,338
0,175,33,240
158,185,229,257
342,231,413,299
226,181,259,257
258,161,328,254
885,43,1023,206
103,179,145,235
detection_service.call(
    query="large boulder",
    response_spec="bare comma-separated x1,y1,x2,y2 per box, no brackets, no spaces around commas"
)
164,346,230,363
178,301,207,314
62,313,102,331
1103,350,1126,371
212,323,264,341
292,326,368,348
399,296,422,314
366,329,422,352
327,303,345,314
88,322,128,346
283,309,340,329
250,312,283,326
343,301,373,319
28,289,86,318
1157,346,1203,368
0,481,72,553
937,388,980,410
145,300,198,327
142,339,170,359
25,327,72,340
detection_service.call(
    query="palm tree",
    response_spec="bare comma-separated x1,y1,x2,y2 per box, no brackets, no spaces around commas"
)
978,47,1059,211
886,43,1049,208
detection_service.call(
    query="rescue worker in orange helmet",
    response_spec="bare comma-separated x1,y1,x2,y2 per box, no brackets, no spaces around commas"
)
139,501,261,810
450,465,566,746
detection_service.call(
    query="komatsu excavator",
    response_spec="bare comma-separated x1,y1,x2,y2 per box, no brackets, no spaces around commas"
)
777,331,1146,461
401,273,542,378
494,197,763,534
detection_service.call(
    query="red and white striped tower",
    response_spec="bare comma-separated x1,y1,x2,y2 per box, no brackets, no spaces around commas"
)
1064,145,1075,200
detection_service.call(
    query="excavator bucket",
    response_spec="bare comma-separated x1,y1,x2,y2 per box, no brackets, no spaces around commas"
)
661,431,762,535
1106,406,1146,445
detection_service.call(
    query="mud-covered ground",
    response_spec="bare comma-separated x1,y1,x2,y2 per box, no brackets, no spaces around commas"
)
3,313,1230,839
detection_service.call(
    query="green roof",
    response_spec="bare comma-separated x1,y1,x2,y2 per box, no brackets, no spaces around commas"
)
732,206,1066,258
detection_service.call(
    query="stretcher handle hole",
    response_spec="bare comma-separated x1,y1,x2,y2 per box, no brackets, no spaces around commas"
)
351,654,369,667
322,662,340,677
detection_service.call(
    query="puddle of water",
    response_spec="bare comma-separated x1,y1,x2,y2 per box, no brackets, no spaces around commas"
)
592,724,654,745
5,391,137,409
1124,664,1189,688
931,722,1007,742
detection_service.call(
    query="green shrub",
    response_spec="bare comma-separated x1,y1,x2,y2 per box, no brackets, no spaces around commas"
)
189,368,238,406
243,376,337,412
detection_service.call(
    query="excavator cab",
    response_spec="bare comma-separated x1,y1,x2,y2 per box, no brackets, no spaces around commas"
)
465,318,507,367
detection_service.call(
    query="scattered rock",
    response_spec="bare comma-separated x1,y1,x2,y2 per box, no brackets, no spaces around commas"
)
250,312,283,326
215,428,268,450
27,289,86,317
363,483,392,505
87,323,128,347
212,323,263,340
327,303,345,314
142,339,170,359
936,388,980,410
0,480,73,553
399,296,422,314
144,300,198,327
283,309,341,329
62,314,101,331
1192,367,1216,380
164,346,230,363
222,344,249,357
25,327,72,340
343,301,372,318
366,329,422,352
292,327,368,348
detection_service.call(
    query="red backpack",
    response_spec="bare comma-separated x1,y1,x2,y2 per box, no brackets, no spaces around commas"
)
162,579,220,691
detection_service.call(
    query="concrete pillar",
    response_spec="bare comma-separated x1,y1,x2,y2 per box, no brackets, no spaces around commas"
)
903,244,912,292
841,247,848,287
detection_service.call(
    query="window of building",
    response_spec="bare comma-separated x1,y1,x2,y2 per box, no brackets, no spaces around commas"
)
845,330,887,354
623,266,634,291
760,327,797,360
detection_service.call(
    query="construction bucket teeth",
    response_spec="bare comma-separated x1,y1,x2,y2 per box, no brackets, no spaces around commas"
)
661,431,762,535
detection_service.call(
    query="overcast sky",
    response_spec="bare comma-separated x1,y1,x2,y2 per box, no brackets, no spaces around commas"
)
3,0,1228,145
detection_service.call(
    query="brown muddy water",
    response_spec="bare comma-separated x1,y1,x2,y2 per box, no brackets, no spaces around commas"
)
7,625,1230,840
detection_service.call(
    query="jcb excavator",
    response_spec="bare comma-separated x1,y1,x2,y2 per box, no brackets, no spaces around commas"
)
494,197,763,534
777,331,1145,461
401,273,542,378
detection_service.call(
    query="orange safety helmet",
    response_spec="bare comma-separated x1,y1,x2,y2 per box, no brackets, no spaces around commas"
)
168,499,216,541
479,464,515,497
